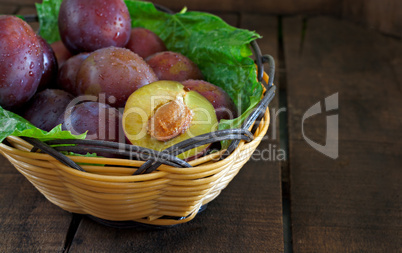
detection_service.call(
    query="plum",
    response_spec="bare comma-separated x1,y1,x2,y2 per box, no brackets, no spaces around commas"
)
23,89,74,131
59,101,124,143
123,80,218,160
58,0,131,54
37,36,58,91
57,52,90,95
50,40,72,67
145,51,203,82
182,79,238,121
76,47,158,108
0,15,43,109
125,27,167,59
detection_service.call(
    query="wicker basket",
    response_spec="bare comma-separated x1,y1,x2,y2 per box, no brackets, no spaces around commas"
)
1,7,276,226
0,56,275,228
0,106,269,226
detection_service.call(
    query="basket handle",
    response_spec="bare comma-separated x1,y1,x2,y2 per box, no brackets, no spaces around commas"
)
44,139,193,169
135,128,254,174
222,46,276,158
25,127,253,175
22,137,85,172
137,49,276,174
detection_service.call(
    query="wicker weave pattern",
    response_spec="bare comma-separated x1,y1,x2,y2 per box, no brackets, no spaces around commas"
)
0,107,270,226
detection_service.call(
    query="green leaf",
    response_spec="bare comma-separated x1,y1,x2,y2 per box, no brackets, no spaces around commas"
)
0,106,86,143
35,0,62,44
15,15,25,21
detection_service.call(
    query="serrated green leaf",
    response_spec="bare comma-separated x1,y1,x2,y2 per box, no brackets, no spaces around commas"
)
0,106,86,143
35,0,62,44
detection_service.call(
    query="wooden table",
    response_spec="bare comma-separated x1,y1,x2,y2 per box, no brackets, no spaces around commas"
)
1,1,401,252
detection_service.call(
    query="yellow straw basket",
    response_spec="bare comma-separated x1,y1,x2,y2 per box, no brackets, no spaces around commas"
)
0,2,276,226
0,46,275,227
0,105,270,226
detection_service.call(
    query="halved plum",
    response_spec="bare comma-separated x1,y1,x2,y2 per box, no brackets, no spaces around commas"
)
123,80,218,160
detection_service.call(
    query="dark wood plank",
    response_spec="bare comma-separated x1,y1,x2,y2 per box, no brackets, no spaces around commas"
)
290,140,402,252
0,155,73,252
0,0,37,5
69,15,284,253
152,0,340,15
342,0,402,38
17,6,38,31
0,3,18,14
284,16,402,252
212,12,239,27
285,16,402,143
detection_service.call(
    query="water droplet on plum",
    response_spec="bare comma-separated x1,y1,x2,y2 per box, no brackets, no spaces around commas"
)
95,9,103,17
113,32,120,40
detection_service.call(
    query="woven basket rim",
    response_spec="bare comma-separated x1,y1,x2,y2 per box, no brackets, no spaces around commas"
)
1,104,270,172
0,106,271,226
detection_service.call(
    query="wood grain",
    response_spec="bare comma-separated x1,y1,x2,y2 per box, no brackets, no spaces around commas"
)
16,6,38,30
342,0,402,38
0,0,37,5
284,15,402,252
0,3,18,14
285,16,402,143
0,155,73,252
152,0,340,15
